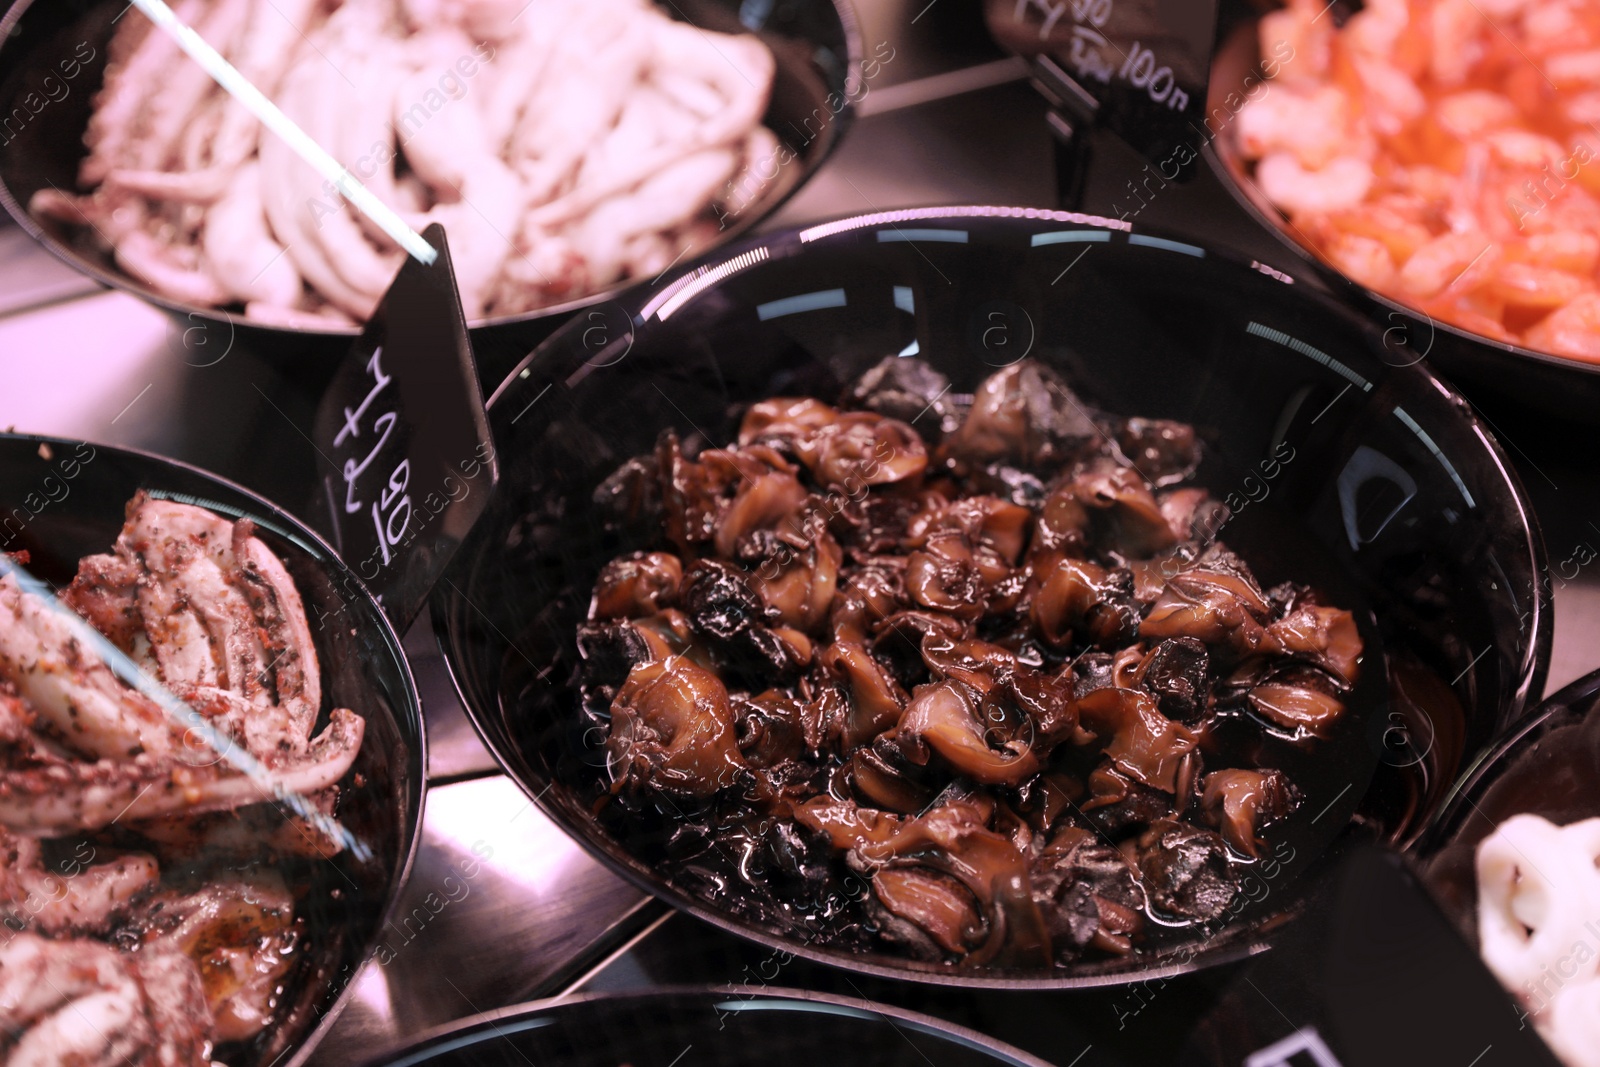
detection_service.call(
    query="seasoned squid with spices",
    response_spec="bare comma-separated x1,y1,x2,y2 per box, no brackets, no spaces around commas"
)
570,356,1363,971
0,492,369,1064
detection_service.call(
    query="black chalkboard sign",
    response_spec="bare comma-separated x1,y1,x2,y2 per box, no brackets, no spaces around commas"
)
1180,846,1562,1067
311,224,496,632
986,0,1217,176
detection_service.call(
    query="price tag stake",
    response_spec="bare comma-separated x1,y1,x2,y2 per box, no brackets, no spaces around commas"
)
312,223,497,632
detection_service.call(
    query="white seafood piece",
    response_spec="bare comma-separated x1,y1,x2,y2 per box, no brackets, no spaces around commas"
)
115,228,235,307
1542,979,1600,1067
0,829,159,936
0,573,176,761
570,147,738,286
0,707,364,835
0,932,211,1067
121,0,251,176
81,0,208,185
132,785,345,861
1477,814,1600,1001
716,125,783,224
202,162,303,308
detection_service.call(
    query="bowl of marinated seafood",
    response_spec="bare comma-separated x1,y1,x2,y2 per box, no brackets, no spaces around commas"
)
0,0,861,348
1420,669,1600,1067
1208,0,1600,418
0,434,424,1066
432,206,1550,987
356,989,1051,1067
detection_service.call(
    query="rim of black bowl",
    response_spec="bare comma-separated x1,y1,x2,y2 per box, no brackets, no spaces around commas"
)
356,987,1054,1067
0,0,863,338
1419,667,1600,857
1205,14,1600,384
0,430,428,1067
439,205,1555,990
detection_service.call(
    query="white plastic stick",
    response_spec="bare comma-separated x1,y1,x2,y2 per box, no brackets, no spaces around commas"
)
127,0,437,267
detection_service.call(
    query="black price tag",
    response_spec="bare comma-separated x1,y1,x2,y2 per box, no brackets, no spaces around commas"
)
1179,846,1562,1067
986,0,1217,174
312,223,497,632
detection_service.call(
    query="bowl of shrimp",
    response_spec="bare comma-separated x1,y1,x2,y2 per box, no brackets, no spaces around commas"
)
0,433,425,1067
1208,0,1600,420
0,0,862,362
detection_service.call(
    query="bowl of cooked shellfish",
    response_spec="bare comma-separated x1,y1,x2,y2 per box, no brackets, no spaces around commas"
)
0,0,861,356
431,206,1551,988
0,433,424,1066
1420,669,1600,1067
1208,0,1600,419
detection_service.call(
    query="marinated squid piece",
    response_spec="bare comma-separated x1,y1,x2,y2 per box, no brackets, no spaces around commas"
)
0,932,211,1067
1081,762,1185,838
942,362,1101,468
828,561,910,645
1031,827,1146,958
1140,553,1275,651
681,561,808,681
897,679,1040,786
1030,556,1141,648
849,788,1052,967
137,874,299,1043
847,734,939,814
794,412,929,490
1200,769,1298,858
1074,687,1200,795
0,828,159,936
1228,659,1351,740
903,496,1032,621
606,655,747,798
840,356,960,440
575,619,657,689
750,514,842,634
738,397,840,449
591,551,683,620
1066,461,1178,558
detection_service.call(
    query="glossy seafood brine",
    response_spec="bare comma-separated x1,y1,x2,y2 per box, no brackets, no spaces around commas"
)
0,492,368,1064
573,356,1363,970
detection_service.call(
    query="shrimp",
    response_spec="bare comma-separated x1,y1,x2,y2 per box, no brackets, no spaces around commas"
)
1237,85,1351,169
1525,292,1600,361
1395,231,1495,299
1256,153,1374,216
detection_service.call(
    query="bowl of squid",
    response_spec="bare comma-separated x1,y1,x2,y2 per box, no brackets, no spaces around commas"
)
431,206,1551,988
0,0,863,354
0,433,424,1067
1206,0,1600,419
1422,669,1600,1067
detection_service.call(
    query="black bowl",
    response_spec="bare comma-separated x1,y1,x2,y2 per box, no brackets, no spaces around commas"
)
360,988,1051,1067
0,0,860,367
1420,669,1600,945
432,206,1551,988
1206,13,1600,423
0,433,425,1067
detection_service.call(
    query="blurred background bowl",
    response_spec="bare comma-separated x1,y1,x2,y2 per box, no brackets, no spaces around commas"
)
1206,6,1600,425
433,206,1550,988
0,0,862,380
1420,668,1600,944
0,432,425,1067
359,988,1053,1067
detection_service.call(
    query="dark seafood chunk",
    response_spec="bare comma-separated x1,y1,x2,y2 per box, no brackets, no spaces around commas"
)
1031,827,1146,958
1137,819,1239,921
576,621,652,688
841,356,959,440
897,679,1040,786
943,362,1100,468
1118,417,1202,486
1140,638,1211,722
